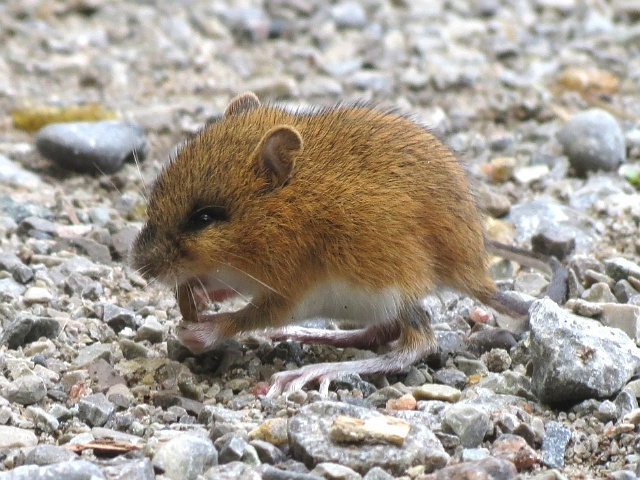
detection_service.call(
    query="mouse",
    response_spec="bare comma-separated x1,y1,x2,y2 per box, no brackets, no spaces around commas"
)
130,92,567,397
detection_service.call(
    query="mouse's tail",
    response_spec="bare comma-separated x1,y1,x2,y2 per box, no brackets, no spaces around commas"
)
484,238,568,307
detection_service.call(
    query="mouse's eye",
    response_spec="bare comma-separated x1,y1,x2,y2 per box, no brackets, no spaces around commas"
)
186,206,228,231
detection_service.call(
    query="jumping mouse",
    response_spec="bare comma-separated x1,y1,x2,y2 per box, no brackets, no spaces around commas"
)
131,92,566,397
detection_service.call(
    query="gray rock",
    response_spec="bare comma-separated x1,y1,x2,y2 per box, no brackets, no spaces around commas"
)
529,299,640,404
36,120,147,174
614,389,638,418
203,461,261,480
73,343,113,367
507,198,596,252
598,303,640,343
24,443,76,466
582,282,617,303
77,393,116,427
0,277,26,299
135,316,164,343
119,339,149,359
65,273,103,299
1,316,61,349
442,404,492,448
605,257,640,282
432,368,467,389
531,228,576,261
101,303,135,333
18,216,60,238
363,467,394,480
2,374,47,405
557,109,625,175
0,460,106,480
288,401,448,476
101,458,155,480
418,457,517,480
0,195,53,223
218,435,247,464
310,463,361,479
331,2,367,29
594,399,618,422
541,421,571,468
0,252,34,284
152,434,218,480
0,154,41,189
250,439,286,465
26,406,60,433
0,425,38,449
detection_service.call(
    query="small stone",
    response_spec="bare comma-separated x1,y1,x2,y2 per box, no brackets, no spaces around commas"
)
0,252,34,284
594,399,618,422
74,343,113,367
481,348,512,372
605,257,640,282
442,404,491,448
23,286,54,305
461,448,490,462
310,463,362,480
25,443,76,466
77,392,116,427
599,303,640,343
614,280,638,303
135,315,164,343
431,368,467,389
419,457,516,480
25,406,59,433
0,154,42,189
541,421,571,468
2,374,47,405
288,401,448,475
331,2,367,29
386,393,417,411
249,417,288,445
363,466,394,480
491,434,540,471
557,109,625,175
219,435,248,464
249,439,286,465
328,414,411,447
514,164,550,184
0,425,38,448
119,339,149,359
467,328,516,356
412,384,461,403
35,120,147,174
102,303,136,333
2,460,106,479
486,157,516,183
582,282,617,303
102,458,155,480
531,229,576,261
1,316,61,349
153,434,217,478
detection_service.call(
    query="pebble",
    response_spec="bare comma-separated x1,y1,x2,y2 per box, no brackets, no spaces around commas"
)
22,286,54,305
605,257,640,282
2,374,47,405
249,417,288,445
0,425,38,449
420,457,517,480
310,463,361,480
528,299,640,404
35,121,147,175
541,421,571,468
598,303,640,343
0,460,106,480
77,392,116,427
287,401,448,476
442,404,491,448
152,433,218,480
331,2,367,29
135,315,164,343
0,154,42,189
556,109,625,176
1,316,61,349
412,384,461,403
24,443,76,466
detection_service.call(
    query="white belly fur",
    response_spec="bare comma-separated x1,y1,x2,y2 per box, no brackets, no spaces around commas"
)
290,279,402,325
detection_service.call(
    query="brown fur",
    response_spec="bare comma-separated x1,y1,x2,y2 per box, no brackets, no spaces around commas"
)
131,92,564,394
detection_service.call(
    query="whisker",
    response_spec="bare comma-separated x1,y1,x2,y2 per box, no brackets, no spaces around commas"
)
216,258,284,298
132,147,148,202
212,275,256,308
194,276,213,306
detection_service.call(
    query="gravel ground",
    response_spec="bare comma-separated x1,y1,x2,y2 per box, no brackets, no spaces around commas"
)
2,1,640,479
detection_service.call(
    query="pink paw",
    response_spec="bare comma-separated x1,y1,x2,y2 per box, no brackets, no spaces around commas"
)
176,320,223,354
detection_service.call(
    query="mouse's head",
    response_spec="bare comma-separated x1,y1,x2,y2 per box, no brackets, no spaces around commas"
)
130,93,303,310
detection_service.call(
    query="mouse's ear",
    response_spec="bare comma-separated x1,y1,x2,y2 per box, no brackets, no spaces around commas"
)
225,92,260,117
255,125,303,186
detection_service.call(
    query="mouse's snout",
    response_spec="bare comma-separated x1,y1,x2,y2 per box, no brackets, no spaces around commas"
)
130,223,167,280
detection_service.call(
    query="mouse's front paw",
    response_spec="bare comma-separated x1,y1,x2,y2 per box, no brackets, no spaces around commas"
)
176,316,226,354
